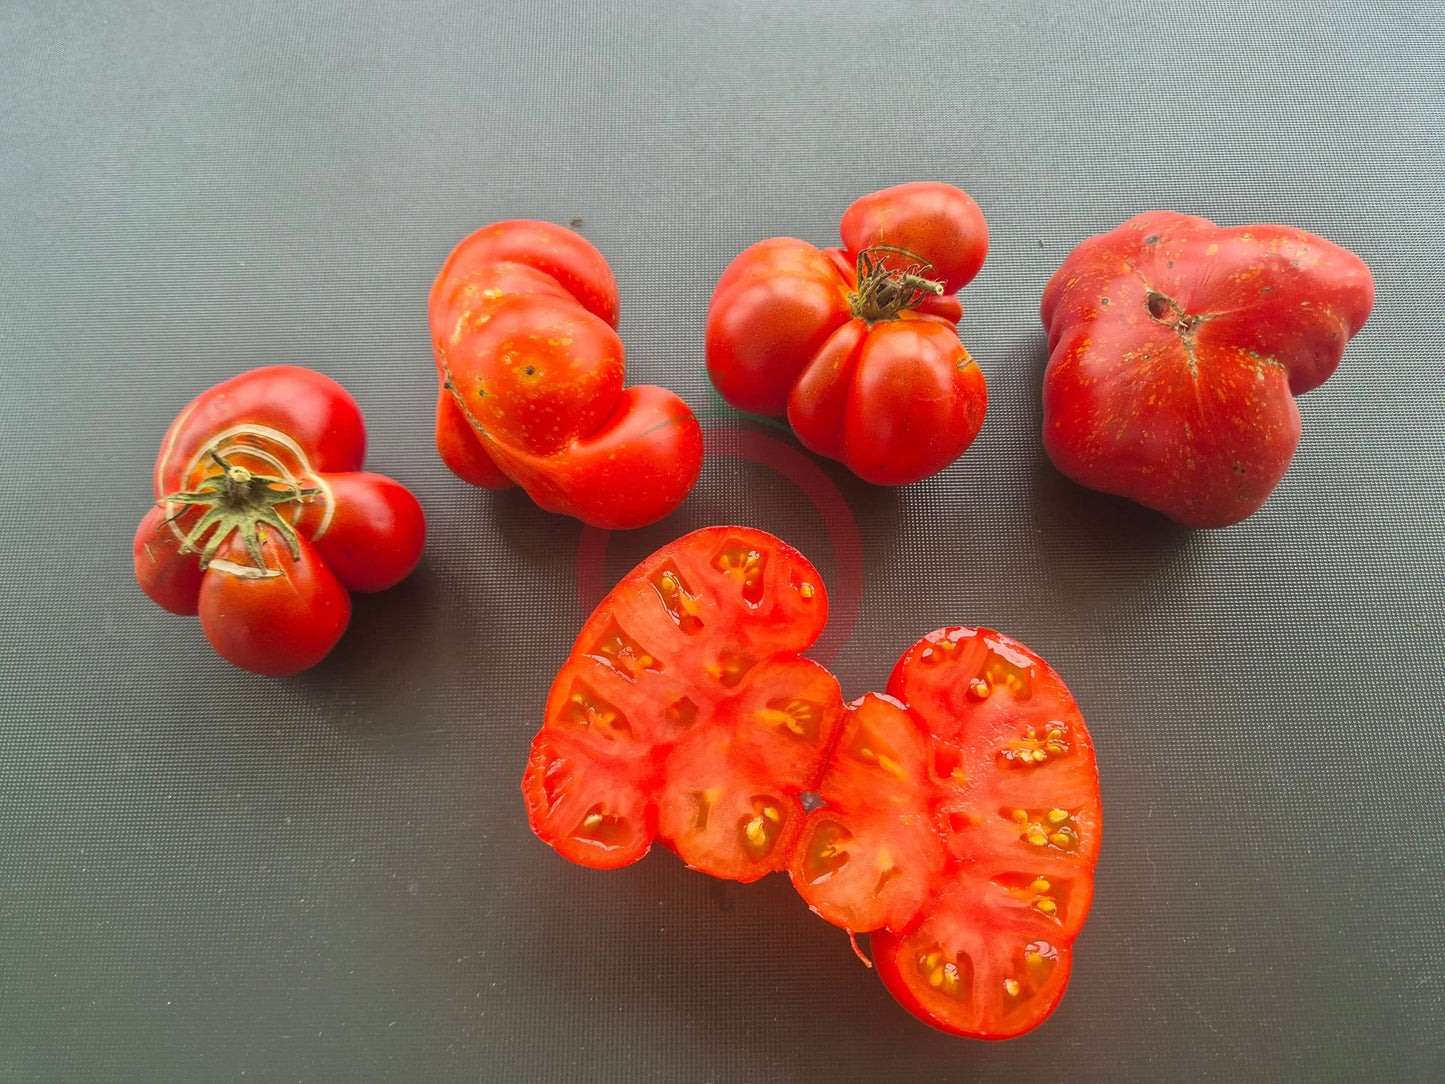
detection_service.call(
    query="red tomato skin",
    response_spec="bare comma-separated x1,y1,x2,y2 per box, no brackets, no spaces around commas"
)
789,316,986,486
706,185,989,483
308,473,426,593
429,221,702,526
434,391,514,490
429,219,619,330
134,504,205,616
839,181,989,293
485,384,705,530
154,366,367,495
1040,211,1375,527
447,295,626,456
705,238,853,417
197,532,351,677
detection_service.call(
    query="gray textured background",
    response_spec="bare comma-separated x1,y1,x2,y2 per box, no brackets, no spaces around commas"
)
2,1,1443,1080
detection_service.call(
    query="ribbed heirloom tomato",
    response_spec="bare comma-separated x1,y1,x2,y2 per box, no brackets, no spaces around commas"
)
523,527,1101,1039
429,220,703,529
1041,211,1375,526
133,366,426,676
706,183,989,485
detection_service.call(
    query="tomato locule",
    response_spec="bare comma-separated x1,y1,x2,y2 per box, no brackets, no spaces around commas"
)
133,366,426,676
429,220,704,528
523,527,1101,1039
706,183,989,485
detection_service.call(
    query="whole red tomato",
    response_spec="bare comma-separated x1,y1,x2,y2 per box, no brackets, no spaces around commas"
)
706,183,989,485
523,526,1101,1040
1040,211,1375,526
429,220,704,528
133,366,426,676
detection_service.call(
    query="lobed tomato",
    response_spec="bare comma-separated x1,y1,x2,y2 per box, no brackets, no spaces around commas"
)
133,366,426,676
706,182,989,485
1040,211,1375,526
429,220,704,528
523,527,1101,1039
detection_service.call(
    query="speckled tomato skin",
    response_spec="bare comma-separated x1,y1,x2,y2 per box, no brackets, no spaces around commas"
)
429,220,703,529
1040,211,1374,527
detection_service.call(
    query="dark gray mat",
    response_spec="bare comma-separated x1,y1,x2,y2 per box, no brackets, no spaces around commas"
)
2,1,1441,1079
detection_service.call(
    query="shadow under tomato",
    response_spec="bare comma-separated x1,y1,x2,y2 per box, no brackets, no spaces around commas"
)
498,848,909,1053
298,556,469,756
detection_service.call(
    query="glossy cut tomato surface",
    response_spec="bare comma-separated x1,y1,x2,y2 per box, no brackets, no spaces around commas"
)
1040,211,1375,526
523,527,840,879
523,528,1101,1040
429,220,703,528
133,366,426,676
706,182,989,485
794,629,1101,1040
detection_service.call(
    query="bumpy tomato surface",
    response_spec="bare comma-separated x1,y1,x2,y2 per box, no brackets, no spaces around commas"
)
1040,211,1375,526
706,183,988,484
524,528,1101,1040
429,220,703,528
133,366,426,676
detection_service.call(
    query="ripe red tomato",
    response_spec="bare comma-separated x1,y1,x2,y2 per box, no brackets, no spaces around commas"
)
1040,211,1375,526
429,220,704,528
523,527,1101,1040
133,366,426,676
706,183,989,484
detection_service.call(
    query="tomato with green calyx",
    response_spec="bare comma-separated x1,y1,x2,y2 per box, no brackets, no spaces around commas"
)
706,182,988,485
133,366,426,676
430,220,703,528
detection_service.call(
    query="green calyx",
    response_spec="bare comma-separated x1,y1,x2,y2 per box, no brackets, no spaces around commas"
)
158,449,320,570
848,245,945,324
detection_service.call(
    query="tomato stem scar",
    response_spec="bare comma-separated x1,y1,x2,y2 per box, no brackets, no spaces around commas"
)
157,448,319,570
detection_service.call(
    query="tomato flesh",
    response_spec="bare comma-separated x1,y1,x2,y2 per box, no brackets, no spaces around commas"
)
525,530,1102,1039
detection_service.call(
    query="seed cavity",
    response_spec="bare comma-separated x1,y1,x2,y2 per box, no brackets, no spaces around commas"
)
915,945,972,1002
710,650,755,688
1003,807,1081,852
804,821,852,883
740,798,784,858
999,721,1070,769
665,696,699,730
691,788,721,832
575,805,630,849
712,539,768,606
559,680,631,738
980,646,1034,700
651,562,704,633
586,617,663,681
754,697,822,742
849,726,906,779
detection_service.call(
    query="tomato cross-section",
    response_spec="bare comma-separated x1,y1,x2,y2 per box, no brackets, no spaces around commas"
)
522,527,1102,1039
